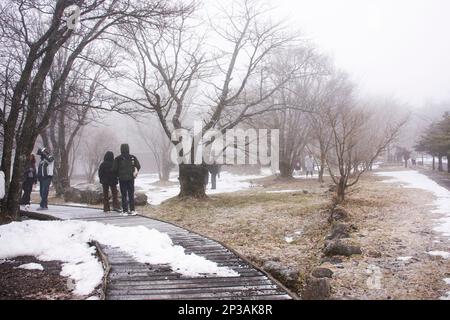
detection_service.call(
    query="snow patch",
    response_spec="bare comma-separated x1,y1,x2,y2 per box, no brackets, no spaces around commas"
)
284,236,294,243
427,251,450,259
16,263,44,271
0,220,238,296
267,189,299,194
396,256,413,262
376,171,450,238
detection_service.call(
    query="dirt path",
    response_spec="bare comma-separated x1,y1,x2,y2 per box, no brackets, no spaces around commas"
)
328,169,450,300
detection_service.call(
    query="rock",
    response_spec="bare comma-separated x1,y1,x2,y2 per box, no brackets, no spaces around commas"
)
367,250,382,258
134,192,148,206
320,256,343,264
262,260,299,291
311,267,333,278
323,240,362,257
301,276,331,300
64,187,103,205
328,206,350,223
326,223,354,240
302,190,309,194
328,185,337,192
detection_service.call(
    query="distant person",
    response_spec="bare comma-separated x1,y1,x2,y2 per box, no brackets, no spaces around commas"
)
113,144,141,215
37,147,54,210
305,154,314,178
294,160,301,176
98,151,121,213
20,153,37,210
208,163,221,190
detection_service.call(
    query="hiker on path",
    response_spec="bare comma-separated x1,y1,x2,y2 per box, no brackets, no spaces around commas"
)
99,151,121,213
113,144,141,215
37,147,54,210
304,154,314,178
20,153,37,209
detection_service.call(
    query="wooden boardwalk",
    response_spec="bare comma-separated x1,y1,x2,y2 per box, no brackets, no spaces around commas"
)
21,204,294,300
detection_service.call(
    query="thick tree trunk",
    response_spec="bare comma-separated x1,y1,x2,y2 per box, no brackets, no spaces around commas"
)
279,160,293,178
438,156,443,172
160,161,172,182
318,152,326,183
178,164,208,198
336,180,346,204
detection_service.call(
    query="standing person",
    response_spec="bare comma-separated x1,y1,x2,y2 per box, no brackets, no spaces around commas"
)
208,163,220,190
113,144,141,215
304,154,314,178
98,151,121,213
20,153,37,210
37,147,54,210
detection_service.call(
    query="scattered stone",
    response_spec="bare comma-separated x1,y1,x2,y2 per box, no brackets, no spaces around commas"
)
262,260,299,291
323,240,362,257
64,187,103,205
302,190,309,194
311,267,333,278
320,256,343,264
134,192,148,206
326,223,356,240
301,275,331,300
367,250,382,258
328,206,350,223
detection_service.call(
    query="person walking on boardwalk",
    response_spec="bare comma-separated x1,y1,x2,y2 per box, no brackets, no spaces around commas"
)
37,147,54,210
304,154,314,178
99,151,121,213
113,144,141,216
20,153,37,210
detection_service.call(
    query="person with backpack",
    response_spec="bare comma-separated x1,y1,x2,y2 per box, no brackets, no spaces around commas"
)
37,147,54,210
20,153,37,210
98,151,121,213
112,144,141,215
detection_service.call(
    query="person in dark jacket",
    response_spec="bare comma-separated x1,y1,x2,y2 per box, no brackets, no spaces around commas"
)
112,144,141,215
37,147,54,210
207,163,221,190
20,153,37,209
98,151,121,213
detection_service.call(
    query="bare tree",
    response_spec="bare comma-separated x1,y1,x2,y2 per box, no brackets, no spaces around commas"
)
0,0,187,221
81,128,118,184
136,117,174,182
323,88,408,203
122,0,299,198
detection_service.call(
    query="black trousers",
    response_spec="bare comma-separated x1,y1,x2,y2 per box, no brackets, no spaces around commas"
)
20,179,34,205
39,177,52,208
119,179,135,212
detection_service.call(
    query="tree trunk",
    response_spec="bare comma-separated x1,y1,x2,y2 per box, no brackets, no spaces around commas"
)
438,156,443,172
318,152,325,183
178,164,208,198
448,155,450,173
279,160,293,178
160,160,171,182
433,156,435,170
336,179,346,204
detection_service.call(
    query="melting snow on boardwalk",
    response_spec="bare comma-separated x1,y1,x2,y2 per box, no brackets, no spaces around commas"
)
376,170,450,299
0,220,238,296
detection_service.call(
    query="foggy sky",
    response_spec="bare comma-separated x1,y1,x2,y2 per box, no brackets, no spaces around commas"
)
271,0,450,107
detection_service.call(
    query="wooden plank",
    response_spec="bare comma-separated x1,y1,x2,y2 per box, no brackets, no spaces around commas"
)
25,204,294,300
107,289,287,300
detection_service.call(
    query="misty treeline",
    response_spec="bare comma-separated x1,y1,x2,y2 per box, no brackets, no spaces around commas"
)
416,112,450,172
0,0,409,221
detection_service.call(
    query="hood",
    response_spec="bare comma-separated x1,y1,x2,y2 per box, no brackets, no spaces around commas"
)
120,143,130,155
104,151,114,162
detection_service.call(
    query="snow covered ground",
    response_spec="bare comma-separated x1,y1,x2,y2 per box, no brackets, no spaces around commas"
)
376,170,450,299
0,220,238,297
135,169,272,205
